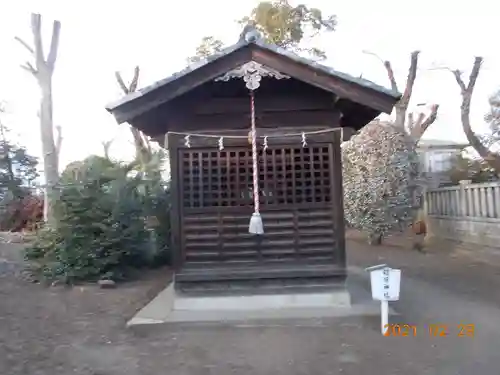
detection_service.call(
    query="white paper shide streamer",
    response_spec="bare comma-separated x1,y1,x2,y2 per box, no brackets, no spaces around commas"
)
175,126,344,236
184,135,191,148
301,132,307,148
175,58,348,236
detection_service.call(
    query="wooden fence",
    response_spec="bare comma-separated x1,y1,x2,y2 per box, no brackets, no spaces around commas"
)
426,181,500,219
425,181,500,248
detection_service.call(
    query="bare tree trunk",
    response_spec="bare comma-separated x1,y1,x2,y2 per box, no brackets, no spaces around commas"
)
365,50,439,138
16,13,61,226
379,51,419,130
364,50,440,249
40,79,59,225
115,67,152,166
452,57,500,172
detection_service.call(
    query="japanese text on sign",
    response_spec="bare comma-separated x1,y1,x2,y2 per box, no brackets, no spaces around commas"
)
369,267,401,301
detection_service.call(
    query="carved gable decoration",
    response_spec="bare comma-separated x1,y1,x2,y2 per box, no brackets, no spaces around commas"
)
214,61,290,90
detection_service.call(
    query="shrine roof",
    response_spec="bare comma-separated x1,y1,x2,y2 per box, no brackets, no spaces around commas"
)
106,29,401,124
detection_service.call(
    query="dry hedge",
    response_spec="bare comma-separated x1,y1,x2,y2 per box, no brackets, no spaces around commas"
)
342,120,421,240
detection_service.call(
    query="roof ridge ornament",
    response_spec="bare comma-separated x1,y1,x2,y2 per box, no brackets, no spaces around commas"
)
238,22,263,43
214,61,290,90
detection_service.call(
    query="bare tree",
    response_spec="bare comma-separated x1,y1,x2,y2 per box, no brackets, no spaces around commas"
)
449,57,500,172
363,50,439,138
16,13,61,225
114,67,152,166
101,139,113,160
362,50,440,249
407,103,440,139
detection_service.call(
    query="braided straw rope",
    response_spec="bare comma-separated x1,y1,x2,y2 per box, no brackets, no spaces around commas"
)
171,127,344,140
250,91,260,214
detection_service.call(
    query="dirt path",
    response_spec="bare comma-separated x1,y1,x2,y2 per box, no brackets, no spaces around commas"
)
0,240,171,375
347,232,500,308
1,236,500,374
347,237,500,374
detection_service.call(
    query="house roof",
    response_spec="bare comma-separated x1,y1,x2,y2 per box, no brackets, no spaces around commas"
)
106,28,401,125
418,138,469,149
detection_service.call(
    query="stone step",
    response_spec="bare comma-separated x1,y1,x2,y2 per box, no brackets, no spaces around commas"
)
176,276,345,297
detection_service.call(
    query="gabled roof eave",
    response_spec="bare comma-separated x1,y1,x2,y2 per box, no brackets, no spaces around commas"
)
106,38,401,122
105,40,252,112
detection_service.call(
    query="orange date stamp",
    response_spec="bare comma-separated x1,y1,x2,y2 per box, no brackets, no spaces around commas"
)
383,324,475,337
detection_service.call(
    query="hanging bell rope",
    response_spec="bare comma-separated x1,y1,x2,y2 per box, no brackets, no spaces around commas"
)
169,104,347,236
248,90,264,235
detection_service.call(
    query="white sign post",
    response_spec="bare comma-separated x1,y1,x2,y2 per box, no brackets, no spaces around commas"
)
365,264,401,335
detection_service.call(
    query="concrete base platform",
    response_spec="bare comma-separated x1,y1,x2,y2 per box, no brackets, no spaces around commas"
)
127,269,395,327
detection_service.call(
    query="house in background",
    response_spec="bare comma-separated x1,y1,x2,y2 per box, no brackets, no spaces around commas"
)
417,139,469,187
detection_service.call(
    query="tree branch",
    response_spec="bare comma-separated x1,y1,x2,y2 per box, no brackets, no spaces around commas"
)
115,67,152,165
400,51,420,106
102,140,113,160
407,112,414,129
451,56,500,172
382,60,398,92
129,66,140,92
364,50,421,131
115,66,140,94
114,71,129,94
20,62,37,75
30,13,44,68
391,51,419,129
466,57,483,93
47,20,61,71
407,112,424,134
362,50,399,92
409,104,439,139
415,112,426,127
452,70,467,95
455,57,483,105
14,36,34,55
130,127,149,163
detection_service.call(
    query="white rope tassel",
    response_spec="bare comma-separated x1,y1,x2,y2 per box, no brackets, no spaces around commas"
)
184,135,191,148
218,136,224,151
263,136,268,151
301,132,307,148
248,91,264,235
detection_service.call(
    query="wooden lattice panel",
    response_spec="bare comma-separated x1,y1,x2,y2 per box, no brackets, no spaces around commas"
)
180,144,333,209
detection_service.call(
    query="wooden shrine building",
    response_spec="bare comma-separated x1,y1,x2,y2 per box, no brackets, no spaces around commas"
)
106,28,400,294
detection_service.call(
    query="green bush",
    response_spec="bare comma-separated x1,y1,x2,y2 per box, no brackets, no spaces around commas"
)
25,168,171,283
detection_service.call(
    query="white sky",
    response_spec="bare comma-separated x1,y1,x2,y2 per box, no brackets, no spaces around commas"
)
0,0,499,171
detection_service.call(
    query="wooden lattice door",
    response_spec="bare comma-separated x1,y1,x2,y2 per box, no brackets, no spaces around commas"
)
179,142,340,267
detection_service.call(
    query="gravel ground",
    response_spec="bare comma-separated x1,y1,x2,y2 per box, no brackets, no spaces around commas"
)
346,230,500,307
0,233,499,374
